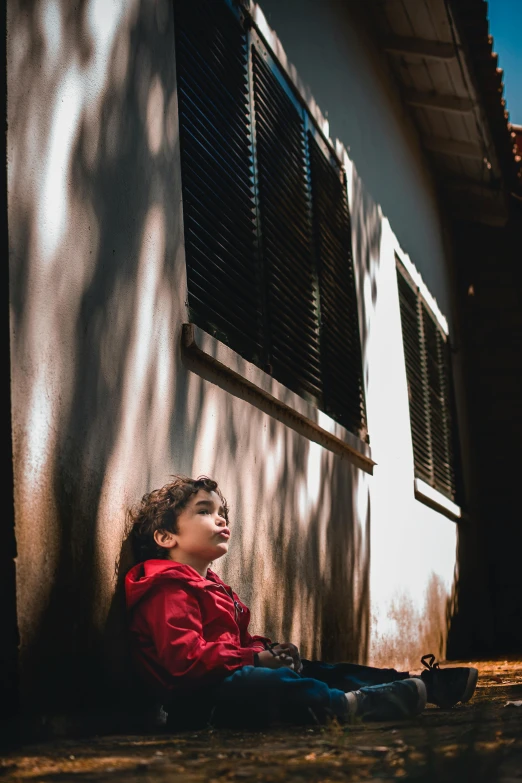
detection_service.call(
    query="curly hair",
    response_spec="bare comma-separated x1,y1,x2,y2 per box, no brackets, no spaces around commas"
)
128,475,229,563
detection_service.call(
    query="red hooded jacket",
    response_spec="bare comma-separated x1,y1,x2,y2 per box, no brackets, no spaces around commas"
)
125,560,272,695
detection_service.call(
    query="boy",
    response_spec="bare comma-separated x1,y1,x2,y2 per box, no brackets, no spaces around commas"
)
125,475,478,730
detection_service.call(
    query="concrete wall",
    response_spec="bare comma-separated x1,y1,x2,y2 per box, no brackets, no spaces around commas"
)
8,0,460,727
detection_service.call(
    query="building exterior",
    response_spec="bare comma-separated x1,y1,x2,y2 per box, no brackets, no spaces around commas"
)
5,0,521,735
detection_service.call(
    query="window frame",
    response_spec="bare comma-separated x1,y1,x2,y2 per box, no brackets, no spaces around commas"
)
182,322,374,472
174,0,370,460
395,249,463,520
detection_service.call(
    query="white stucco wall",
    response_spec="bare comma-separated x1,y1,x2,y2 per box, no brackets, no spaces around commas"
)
8,0,460,717
361,215,457,667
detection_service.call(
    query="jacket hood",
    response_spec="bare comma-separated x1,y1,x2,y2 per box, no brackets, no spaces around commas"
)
125,559,223,610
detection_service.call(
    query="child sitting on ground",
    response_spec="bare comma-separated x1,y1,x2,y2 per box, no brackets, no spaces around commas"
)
125,475,478,730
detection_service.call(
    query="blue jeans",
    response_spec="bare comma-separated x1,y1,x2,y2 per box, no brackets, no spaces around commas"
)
165,659,409,730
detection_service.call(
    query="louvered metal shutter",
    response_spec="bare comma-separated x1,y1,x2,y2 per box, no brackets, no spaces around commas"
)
422,305,457,500
252,47,323,405
174,0,262,363
175,0,367,440
397,269,432,483
309,134,367,438
397,264,457,501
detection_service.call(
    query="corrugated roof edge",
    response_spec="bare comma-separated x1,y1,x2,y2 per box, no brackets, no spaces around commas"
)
450,0,522,190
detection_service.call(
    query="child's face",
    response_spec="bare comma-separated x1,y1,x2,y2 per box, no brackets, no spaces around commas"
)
170,489,230,562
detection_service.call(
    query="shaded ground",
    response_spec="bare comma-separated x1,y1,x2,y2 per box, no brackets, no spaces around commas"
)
2,660,521,782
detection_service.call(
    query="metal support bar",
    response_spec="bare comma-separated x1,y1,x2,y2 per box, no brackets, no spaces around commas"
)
423,136,484,159
445,179,504,198
384,36,457,60
404,89,474,114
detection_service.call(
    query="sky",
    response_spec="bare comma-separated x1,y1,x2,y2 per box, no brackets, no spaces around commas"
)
486,0,522,125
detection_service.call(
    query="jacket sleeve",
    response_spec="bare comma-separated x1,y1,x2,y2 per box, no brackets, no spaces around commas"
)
143,585,257,684
240,629,273,651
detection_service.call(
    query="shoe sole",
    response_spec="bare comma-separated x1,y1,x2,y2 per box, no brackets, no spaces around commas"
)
461,667,479,703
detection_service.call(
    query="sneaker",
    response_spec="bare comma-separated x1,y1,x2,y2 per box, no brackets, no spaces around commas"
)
419,653,478,709
347,678,427,721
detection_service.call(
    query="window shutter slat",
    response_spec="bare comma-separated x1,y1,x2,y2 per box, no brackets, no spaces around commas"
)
397,270,433,483
252,47,323,404
309,135,367,439
175,0,262,361
422,306,457,499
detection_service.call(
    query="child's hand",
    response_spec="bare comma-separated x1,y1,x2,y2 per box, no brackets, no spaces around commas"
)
256,650,295,669
270,643,302,673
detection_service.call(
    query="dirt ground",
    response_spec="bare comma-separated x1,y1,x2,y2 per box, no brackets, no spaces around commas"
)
1,659,521,783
